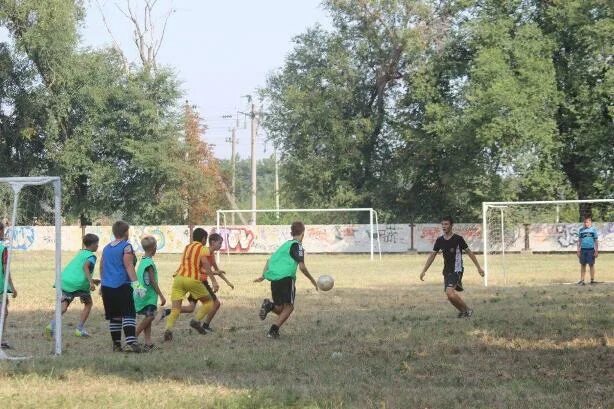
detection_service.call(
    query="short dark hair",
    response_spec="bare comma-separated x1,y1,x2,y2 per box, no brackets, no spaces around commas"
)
112,220,130,238
141,235,157,252
83,233,99,247
209,233,223,244
291,221,305,237
441,216,454,225
193,227,208,243
583,215,592,221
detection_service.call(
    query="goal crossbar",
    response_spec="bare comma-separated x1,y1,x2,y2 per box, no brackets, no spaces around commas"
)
216,208,382,260
0,177,62,359
482,198,614,287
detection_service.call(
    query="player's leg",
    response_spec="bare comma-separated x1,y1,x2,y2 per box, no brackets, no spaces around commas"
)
589,263,596,283
444,272,471,317
267,278,296,338
75,294,93,337
121,285,140,352
0,298,9,349
164,275,187,341
445,287,469,314
578,250,588,284
182,295,197,313
137,307,155,348
143,321,153,349
201,281,220,331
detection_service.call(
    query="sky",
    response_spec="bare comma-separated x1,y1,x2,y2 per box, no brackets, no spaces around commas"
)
81,0,330,159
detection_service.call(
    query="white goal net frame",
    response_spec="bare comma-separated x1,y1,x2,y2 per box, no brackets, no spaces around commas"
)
0,177,62,359
216,208,382,260
482,198,614,287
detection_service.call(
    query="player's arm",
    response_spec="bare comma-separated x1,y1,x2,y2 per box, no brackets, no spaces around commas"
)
465,249,485,277
298,261,318,290
147,267,166,306
420,252,437,281
254,260,269,282
82,258,96,291
594,236,598,257
123,246,137,282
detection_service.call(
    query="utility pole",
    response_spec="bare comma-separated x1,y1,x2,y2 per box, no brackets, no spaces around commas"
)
229,126,237,225
250,102,258,225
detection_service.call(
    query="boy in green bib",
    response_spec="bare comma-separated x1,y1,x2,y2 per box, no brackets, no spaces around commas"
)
0,222,18,350
134,236,165,351
254,221,318,338
46,233,99,338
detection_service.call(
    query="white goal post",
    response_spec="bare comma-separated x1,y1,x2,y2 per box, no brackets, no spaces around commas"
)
0,177,62,359
216,208,382,260
482,198,614,287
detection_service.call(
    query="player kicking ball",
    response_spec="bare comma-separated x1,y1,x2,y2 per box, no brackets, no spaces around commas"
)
254,221,318,339
420,216,484,318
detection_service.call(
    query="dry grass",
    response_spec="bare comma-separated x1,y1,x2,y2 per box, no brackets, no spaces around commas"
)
0,251,612,408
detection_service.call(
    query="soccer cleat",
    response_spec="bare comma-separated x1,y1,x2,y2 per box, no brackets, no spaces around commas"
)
266,330,280,339
125,343,143,353
201,323,214,333
74,328,91,338
464,309,474,318
157,308,171,324
590,279,597,284
143,344,156,352
163,330,173,342
1,342,11,349
577,280,585,286
190,319,207,335
259,298,273,321
113,343,123,352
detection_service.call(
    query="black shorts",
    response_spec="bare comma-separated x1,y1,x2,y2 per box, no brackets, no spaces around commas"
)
137,304,157,317
443,270,464,292
101,284,136,320
188,280,218,303
271,277,296,305
62,290,92,305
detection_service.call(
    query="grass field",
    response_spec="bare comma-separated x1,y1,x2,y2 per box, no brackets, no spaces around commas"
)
0,251,612,408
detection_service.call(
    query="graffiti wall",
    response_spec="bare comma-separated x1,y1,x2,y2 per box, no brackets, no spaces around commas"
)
2,223,612,253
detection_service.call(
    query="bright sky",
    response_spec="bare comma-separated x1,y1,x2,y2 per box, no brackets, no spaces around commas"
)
81,0,330,159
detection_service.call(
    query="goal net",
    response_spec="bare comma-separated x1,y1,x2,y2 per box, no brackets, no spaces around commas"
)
0,177,62,359
215,208,382,260
482,199,614,286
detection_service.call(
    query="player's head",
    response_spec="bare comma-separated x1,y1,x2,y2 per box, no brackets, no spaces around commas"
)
208,233,223,251
193,227,208,244
583,215,592,227
112,220,130,240
291,221,305,241
441,216,454,233
141,235,157,256
83,233,99,252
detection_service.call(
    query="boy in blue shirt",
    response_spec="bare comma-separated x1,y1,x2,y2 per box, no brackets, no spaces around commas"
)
577,216,599,285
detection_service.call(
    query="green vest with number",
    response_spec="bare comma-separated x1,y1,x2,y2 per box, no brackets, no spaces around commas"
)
61,249,96,293
0,242,13,294
264,240,299,281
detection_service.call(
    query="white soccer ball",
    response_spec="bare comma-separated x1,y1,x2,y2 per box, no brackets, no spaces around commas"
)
317,275,334,291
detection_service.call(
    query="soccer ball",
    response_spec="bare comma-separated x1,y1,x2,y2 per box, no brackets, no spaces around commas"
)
317,275,334,291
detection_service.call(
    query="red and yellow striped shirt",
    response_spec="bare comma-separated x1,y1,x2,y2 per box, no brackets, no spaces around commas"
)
175,241,209,281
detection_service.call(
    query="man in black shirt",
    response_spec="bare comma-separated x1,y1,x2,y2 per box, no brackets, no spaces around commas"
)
420,216,484,317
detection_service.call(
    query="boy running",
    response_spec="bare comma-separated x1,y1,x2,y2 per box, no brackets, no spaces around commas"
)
420,216,484,318
134,236,165,351
100,221,146,352
46,233,99,338
163,228,220,341
577,216,599,285
255,221,318,339
0,222,17,349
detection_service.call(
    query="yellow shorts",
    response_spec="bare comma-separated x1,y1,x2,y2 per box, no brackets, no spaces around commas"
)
170,275,211,302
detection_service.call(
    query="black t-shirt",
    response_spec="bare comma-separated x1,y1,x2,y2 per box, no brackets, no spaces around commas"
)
433,234,468,274
289,242,304,263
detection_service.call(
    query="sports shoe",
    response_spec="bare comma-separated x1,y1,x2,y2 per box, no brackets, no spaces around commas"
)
143,344,156,352
74,328,90,338
1,341,11,349
201,323,214,333
590,279,597,284
163,330,173,342
125,343,143,353
577,280,585,286
464,309,474,318
190,319,207,335
266,330,280,339
113,343,123,352
157,308,171,324
259,298,273,320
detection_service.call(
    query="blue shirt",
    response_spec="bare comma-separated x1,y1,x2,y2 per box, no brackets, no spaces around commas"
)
578,226,598,249
101,240,134,288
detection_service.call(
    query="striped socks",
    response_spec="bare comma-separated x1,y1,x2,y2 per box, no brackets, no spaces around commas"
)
109,318,122,346
122,316,137,345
